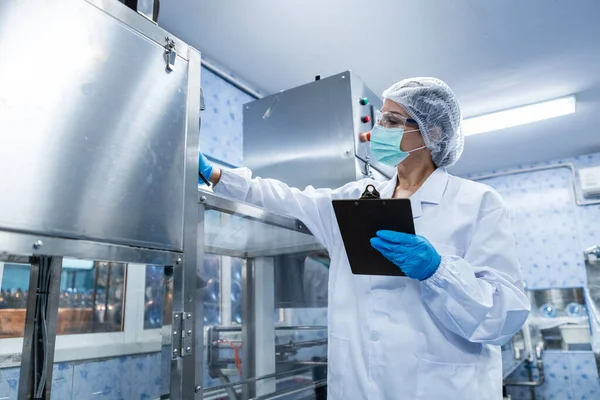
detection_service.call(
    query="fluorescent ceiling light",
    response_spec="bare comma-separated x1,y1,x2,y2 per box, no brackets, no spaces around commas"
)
461,95,576,136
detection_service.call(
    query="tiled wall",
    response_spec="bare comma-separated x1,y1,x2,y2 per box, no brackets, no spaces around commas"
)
471,153,600,400
0,353,162,400
199,66,255,167
473,157,599,289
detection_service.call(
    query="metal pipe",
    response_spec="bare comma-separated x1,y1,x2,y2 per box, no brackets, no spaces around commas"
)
280,360,328,366
276,339,328,352
103,263,112,325
471,163,600,206
274,326,327,331
202,366,315,394
522,324,534,363
217,370,241,400
92,263,99,330
504,359,545,387
527,362,535,400
251,379,328,400
201,59,263,100
211,338,327,349
211,325,327,333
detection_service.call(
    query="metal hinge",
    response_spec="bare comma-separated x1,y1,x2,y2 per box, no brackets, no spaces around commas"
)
165,37,177,72
171,312,193,359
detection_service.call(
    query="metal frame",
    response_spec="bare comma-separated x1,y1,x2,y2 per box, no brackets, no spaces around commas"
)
18,256,63,399
195,201,207,397
204,243,324,260
241,257,276,399
200,192,313,235
0,231,180,266
167,46,202,400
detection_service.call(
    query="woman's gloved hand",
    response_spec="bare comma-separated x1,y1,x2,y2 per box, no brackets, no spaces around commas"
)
370,230,441,280
199,153,213,185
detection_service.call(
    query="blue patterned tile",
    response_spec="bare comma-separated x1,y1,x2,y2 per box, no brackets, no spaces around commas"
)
72,354,163,400
574,153,600,169
122,353,162,400
200,67,254,167
578,204,600,249
568,352,600,400
0,367,19,399
73,358,126,399
534,352,574,399
0,364,73,400
480,160,591,290
52,362,74,399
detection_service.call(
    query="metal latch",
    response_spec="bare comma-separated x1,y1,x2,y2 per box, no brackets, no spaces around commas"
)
171,312,194,359
165,37,177,72
363,156,374,179
200,87,206,111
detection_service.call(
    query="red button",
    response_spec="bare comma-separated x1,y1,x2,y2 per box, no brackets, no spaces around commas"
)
362,116,371,123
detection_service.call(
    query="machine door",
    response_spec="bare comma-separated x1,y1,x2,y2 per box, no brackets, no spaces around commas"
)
0,0,189,251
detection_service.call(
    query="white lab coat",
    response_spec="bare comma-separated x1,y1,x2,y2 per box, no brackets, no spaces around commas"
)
214,167,530,400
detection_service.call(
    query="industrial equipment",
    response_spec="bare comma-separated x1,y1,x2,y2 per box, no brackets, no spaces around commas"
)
198,192,329,400
243,71,391,190
0,0,201,398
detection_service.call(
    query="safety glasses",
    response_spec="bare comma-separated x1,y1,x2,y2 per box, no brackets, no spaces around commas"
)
375,110,419,130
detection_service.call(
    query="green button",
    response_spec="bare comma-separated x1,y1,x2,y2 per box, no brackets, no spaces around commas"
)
360,98,369,105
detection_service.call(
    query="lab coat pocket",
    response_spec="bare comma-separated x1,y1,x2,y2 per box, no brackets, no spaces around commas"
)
327,334,349,399
415,357,479,400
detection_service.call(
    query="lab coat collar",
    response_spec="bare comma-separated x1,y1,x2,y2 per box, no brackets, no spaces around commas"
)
378,168,449,218
415,168,449,205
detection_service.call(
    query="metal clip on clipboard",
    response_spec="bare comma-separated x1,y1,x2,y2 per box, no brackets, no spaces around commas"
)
360,184,380,199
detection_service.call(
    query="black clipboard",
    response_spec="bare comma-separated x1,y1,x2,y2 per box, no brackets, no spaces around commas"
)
332,185,415,276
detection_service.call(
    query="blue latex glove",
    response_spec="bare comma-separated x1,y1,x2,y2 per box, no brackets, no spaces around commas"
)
370,230,441,280
199,153,213,185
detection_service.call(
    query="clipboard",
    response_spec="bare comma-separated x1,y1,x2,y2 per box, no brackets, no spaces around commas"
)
332,185,415,276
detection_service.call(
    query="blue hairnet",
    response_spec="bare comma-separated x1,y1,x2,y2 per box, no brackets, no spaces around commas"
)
382,77,464,168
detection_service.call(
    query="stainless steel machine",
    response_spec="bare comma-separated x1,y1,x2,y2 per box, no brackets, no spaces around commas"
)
198,193,329,400
0,3,332,400
243,71,393,190
0,0,201,398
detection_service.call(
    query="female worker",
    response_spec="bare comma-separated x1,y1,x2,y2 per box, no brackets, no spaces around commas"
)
199,77,530,400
